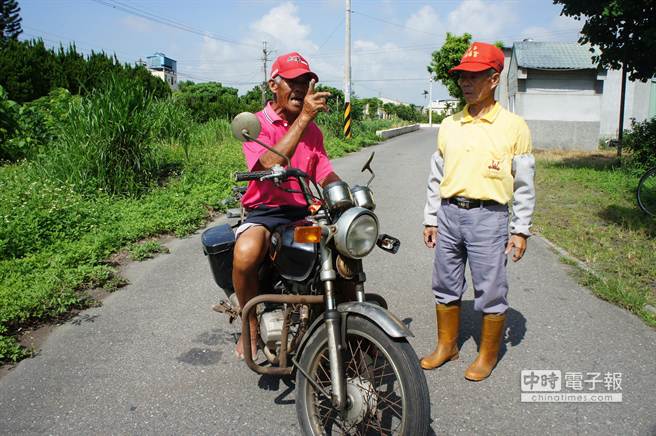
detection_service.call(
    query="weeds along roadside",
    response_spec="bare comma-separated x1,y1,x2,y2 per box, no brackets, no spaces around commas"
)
0,79,395,363
533,150,656,328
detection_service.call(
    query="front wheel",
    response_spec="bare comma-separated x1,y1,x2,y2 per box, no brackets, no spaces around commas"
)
637,167,656,217
296,316,430,435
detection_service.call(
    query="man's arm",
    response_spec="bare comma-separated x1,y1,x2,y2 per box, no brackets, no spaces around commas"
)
319,172,341,187
505,153,536,262
256,79,330,169
423,151,444,248
509,153,536,237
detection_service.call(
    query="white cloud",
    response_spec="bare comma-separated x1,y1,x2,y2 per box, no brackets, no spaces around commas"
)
446,0,518,42
179,1,344,94
405,5,443,41
181,1,445,104
249,2,318,54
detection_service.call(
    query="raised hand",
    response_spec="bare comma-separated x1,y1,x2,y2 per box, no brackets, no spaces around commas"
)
301,79,331,121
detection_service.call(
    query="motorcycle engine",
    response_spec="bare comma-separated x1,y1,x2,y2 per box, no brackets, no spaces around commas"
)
259,309,286,348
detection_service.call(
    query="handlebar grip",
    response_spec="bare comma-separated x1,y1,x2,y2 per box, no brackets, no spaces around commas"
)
234,170,273,182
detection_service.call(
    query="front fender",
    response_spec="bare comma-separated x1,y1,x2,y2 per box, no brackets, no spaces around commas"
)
296,302,413,359
337,301,413,338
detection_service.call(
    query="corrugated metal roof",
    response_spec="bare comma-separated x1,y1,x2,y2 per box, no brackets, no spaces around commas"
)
513,41,597,70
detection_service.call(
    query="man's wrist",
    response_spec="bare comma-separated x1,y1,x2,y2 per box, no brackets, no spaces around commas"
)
296,113,313,127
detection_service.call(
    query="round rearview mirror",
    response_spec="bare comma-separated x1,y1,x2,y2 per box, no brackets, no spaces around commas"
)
231,112,262,142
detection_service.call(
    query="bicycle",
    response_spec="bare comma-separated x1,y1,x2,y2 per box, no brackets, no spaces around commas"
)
637,166,656,217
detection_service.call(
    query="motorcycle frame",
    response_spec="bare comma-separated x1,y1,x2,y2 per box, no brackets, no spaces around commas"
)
231,142,409,411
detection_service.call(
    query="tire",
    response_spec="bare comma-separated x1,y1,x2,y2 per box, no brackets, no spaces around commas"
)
637,167,656,218
364,293,388,310
296,316,430,435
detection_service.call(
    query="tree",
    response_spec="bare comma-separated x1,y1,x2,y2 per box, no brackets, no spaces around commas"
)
428,33,473,108
428,34,504,108
173,82,244,122
0,0,22,42
554,0,656,81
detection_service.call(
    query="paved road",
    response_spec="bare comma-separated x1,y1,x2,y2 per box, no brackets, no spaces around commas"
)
1,128,655,435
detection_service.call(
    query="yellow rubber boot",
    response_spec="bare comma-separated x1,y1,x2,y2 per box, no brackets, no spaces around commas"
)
464,313,506,381
420,304,460,370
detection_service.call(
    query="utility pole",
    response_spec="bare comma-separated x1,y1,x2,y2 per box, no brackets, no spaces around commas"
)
617,64,627,158
343,0,352,139
428,76,433,127
261,41,271,107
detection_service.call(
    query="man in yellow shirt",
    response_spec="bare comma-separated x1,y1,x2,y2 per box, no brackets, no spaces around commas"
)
420,42,536,381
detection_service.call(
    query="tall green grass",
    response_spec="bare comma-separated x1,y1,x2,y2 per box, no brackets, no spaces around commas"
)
39,76,192,196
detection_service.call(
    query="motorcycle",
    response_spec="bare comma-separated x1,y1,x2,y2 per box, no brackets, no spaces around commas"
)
202,112,430,435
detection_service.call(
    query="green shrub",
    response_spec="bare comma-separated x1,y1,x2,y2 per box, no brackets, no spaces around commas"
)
174,82,246,123
623,117,656,172
0,38,170,104
0,85,20,161
40,76,164,196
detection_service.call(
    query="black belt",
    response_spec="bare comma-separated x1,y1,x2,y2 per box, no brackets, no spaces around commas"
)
443,197,503,210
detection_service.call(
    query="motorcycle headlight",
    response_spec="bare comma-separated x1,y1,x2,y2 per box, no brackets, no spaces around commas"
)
334,207,379,259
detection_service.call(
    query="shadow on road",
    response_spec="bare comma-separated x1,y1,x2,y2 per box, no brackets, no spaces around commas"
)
459,300,527,361
257,374,296,405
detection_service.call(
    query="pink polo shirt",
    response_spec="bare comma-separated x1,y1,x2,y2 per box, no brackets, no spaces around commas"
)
240,102,333,209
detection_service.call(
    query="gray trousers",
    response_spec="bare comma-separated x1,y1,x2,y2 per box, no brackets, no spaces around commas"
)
432,201,509,314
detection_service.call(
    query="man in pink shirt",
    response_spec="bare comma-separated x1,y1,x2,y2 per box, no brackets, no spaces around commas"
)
232,52,340,359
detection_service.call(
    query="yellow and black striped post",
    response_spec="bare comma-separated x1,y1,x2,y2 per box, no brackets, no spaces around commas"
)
343,102,352,139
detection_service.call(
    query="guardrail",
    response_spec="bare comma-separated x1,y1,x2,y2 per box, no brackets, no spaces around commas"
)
376,124,420,139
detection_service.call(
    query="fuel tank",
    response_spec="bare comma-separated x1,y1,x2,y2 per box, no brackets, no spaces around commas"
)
270,219,318,282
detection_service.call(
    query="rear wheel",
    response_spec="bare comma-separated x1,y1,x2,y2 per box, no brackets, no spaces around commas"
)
637,167,656,217
296,316,430,435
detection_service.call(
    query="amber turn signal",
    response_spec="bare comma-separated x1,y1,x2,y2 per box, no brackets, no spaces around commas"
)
294,226,322,243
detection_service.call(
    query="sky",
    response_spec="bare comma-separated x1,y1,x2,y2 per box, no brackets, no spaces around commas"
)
18,0,584,105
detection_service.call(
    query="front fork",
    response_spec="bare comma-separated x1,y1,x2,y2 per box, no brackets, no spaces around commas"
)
319,238,365,411
319,239,346,411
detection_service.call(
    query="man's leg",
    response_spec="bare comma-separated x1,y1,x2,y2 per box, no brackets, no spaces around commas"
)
462,205,509,381
421,203,467,370
232,225,270,358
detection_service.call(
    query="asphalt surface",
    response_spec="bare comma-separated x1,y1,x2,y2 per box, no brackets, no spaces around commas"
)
1,128,655,435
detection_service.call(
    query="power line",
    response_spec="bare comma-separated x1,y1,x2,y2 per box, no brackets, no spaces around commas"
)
317,17,345,51
90,0,260,48
352,10,442,38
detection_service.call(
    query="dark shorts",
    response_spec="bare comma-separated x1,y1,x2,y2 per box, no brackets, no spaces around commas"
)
243,205,309,232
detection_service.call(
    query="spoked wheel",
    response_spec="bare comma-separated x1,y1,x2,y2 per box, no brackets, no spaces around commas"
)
296,316,430,435
637,167,656,217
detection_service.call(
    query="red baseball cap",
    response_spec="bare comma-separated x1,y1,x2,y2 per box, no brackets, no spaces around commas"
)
270,51,319,82
449,42,505,74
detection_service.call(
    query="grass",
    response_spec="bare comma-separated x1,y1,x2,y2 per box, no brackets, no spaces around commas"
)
128,241,169,261
0,116,393,362
533,150,656,327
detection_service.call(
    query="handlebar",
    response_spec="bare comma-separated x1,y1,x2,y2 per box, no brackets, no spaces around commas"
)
233,167,317,208
234,170,273,182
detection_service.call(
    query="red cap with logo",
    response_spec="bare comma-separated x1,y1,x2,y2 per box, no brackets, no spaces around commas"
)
270,51,319,82
449,42,505,74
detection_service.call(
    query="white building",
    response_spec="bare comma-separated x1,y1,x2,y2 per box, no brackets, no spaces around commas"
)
499,41,655,150
425,99,459,115
145,52,178,90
